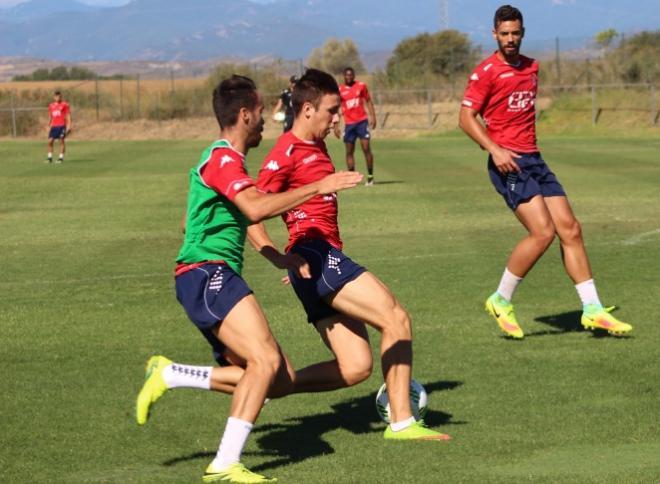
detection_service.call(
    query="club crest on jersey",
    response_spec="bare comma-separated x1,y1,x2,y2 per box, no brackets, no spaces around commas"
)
265,160,280,171
508,91,535,112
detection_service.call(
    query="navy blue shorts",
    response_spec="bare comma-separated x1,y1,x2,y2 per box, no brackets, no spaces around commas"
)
49,126,66,139
287,240,367,324
343,119,370,144
175,263,253,366
488,153,566,210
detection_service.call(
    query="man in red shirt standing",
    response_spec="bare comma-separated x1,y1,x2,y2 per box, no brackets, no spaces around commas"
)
47,90,71,164
251,69,450,441
459,5,632,339
338,67,377,186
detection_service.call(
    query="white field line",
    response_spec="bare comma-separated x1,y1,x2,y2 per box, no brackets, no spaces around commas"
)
620,228,660,246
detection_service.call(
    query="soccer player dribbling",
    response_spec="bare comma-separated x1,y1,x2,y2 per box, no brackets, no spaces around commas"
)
135,75,362,483
338,67,377,186
46,90,71,164
250,68,450,441
459,5,633,338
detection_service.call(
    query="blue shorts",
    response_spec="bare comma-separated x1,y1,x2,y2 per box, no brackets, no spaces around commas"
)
287,239,367,324
343,119,370,144
175,263,253,366
488,153,566,210
49,126,66,139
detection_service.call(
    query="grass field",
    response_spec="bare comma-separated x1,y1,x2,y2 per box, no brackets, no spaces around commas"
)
1,133,659,483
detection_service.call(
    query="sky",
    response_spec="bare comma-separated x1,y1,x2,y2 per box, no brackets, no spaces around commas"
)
0,0,130,6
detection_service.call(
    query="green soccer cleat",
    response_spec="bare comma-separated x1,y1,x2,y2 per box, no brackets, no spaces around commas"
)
135,355,171,425
203,462,277,483
485,292,524,339
383,420,451,441
581,304,633,336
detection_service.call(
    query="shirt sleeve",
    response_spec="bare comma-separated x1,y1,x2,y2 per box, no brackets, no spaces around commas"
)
462,68,492,112
63,103,70,115
256,149,294,193
361,83,371,102
200,149,254,202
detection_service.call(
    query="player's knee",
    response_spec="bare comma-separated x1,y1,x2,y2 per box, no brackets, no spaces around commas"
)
533,225,556,249
339,353,373,386
248,348,281,381
383,304,412,340
563,219,583,244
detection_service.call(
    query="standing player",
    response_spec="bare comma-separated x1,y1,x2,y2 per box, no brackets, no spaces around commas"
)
272,75,297,132
458,5,633,339
252,68,450,440
338,67,377,186
46,90,71,164
135,75,362,483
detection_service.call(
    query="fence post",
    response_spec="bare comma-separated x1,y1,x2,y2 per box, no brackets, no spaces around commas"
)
555,37,561,84
591,84,597,125
136,74,141,118
427,89,433,128
95,76,100,121
170,69,175,94
651,84,657,126
119,78,124,120
10,90,17,137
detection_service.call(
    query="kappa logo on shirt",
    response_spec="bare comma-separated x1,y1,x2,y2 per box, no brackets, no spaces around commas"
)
265,160,280,171
302,154,318,164
220,155,235,167
470,73,479,81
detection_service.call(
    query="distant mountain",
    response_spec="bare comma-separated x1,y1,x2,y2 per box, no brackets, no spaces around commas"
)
0,0,658,62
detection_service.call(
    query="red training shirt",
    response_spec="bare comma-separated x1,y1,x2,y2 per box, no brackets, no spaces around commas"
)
462,52,539,153
339,81,371,125
256,131,341,252
48,101,70,127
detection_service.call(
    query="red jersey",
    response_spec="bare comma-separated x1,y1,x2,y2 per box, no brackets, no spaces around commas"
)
256,131,341,252
462,53,539,153
48,101,70,127
339,81,371,125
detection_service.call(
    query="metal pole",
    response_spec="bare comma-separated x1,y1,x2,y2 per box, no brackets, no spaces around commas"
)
170,69,175,94
95,76,100,121
555,37,561,84
651,84,657,126
119,78,124,120
136,74,141,118
10,90,17,137
591,84,597,126
427,89,433,128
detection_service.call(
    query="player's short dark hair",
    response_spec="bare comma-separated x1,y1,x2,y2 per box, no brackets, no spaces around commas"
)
291,68,339,117
54,90,61,95
212,75,259,129
494,5,523,28
343,67,354,74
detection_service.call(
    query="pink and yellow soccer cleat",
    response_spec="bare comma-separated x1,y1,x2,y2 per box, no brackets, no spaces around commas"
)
485,292,524,339
581,304,632,336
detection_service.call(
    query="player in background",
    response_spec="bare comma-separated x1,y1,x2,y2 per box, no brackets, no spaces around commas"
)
46,90,71,164
337,67,377,186
251,68,450,441
458,5,633,339
135,75,362,483
272,75,297,132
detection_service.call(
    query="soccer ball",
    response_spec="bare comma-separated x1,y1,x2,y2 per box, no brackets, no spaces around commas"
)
272,111,286,122
375,379,428,423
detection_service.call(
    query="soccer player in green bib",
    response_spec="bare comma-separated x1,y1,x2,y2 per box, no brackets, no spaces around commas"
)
135,75,361,483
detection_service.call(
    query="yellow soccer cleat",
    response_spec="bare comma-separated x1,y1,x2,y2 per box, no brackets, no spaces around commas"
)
203,462,277,483
485,293,524,339
581,304,632,336
383,420,451,441
135,355,171,425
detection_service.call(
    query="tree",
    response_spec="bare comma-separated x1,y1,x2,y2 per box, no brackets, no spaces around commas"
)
306,38,365,75
595,28,618,49
608,30,660,82
385,30,478,86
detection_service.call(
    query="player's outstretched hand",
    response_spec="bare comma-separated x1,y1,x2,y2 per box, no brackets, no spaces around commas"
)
369,118,377,130
275,253,311,280
491,146,521,174
317,171,363,194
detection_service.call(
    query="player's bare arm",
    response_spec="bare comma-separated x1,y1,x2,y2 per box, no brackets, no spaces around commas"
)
366,98,377,129
459,106,521,174
247,223,311,279
233,171,362,223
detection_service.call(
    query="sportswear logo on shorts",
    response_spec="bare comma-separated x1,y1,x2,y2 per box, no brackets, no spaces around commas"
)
265,160,280,171
328,254,342,275
209,269,224,292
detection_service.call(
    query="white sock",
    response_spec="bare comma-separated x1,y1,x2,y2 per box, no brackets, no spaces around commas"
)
575,279,602,307
212,417,254,469
496,267,523,302
58,153,64,159
390,416,415,432
161,363,212,390
48,152,52,158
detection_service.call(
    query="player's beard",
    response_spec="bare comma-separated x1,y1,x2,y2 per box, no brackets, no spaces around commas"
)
247,118,264,148
498,38,521,61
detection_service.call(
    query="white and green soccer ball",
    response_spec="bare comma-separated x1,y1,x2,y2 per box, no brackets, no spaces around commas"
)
375,379,428,423
272,111,286,122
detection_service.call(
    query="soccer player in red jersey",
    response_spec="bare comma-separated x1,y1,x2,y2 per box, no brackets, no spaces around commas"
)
250,68,450,441
459,5,633,338
135,75,362,483
47,90,71,164
338,67,377,186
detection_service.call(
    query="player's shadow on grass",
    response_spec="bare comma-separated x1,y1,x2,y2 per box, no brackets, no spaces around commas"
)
367,180,403,185
245,379,464,472
528,310,610,338
161,380,464,471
